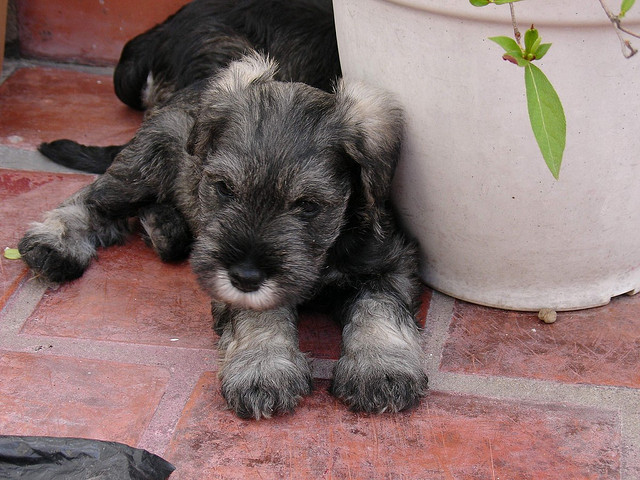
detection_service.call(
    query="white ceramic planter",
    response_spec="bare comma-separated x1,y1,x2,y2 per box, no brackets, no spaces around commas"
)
334,0,640,310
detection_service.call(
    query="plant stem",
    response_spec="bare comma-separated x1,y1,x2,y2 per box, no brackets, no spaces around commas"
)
596,0,639,57
509,3,522,46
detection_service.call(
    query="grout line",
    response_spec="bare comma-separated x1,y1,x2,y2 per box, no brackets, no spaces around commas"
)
1,58,114,84
0,145,85,173
0,62,18,85
423,292,640,479
0,331,219,371
620,412,640,478
421,290,455,378
311,358,335,380
0,276,49,334
136,361,210,457
429,370,640,412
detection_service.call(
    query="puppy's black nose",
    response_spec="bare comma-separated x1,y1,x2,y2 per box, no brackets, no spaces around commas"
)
228,262,266,292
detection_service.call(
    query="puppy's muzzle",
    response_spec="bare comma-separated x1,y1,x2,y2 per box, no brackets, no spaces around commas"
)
228,260,266,293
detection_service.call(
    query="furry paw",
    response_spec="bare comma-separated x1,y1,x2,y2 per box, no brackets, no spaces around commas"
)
220,349,313,419
330,352,428,413
18,233,91,283
139,203,192,262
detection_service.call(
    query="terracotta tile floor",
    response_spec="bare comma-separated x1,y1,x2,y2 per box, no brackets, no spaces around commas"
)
1,62,640,479
17,0,188,65
0,67,142,149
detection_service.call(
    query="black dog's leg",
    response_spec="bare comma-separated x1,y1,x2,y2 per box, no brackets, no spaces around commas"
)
215,303,313,420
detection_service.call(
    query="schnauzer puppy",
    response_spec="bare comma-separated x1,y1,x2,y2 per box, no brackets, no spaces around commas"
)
39,0,341,174
20,54,427,419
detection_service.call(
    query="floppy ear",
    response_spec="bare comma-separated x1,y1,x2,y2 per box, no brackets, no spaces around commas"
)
334,80,404,233
185,111,227,158
186,51,279,157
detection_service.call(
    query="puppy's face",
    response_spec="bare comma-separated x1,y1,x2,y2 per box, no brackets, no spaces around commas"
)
186,54,403,311
190,93,352,309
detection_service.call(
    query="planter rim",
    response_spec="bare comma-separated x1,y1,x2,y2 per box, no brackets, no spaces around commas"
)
383,0,640,27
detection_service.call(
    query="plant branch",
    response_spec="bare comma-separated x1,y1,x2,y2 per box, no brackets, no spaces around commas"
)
509,3,522,46
597,0,639,58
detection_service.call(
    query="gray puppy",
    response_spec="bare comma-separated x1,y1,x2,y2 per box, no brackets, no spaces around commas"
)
18,53,427,419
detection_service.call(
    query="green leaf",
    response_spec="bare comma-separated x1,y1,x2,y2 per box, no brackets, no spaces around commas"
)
534,43,552,60
3,248,22,260
620,0,636,17
524,64,566,179
524,28,539,55
489,36,522,56
530,36,542,55
469,0,522,7
503,54,530,67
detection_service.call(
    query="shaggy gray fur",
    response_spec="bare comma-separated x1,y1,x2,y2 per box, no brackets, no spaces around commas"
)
19,53,427,419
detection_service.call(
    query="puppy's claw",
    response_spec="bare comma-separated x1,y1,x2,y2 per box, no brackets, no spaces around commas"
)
222,376,312,420
225,384,307,420
220,350,313,420
330,359,428,414
18,235,88,283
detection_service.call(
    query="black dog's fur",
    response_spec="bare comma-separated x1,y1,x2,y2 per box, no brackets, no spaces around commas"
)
115,0,340,109
38,0,340,174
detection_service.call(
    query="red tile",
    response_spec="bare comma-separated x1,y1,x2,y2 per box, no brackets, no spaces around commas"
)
0,67,142,150
298,312,341,360
298,288,431,360
166,373,620,479
21,236,216,349
17,0,189,65
0,169,94,307
441,297,640,388
0,351,169,445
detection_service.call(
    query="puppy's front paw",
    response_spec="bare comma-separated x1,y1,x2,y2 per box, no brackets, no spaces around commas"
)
220,349,313,419
331,351,428,413
18,233,90,283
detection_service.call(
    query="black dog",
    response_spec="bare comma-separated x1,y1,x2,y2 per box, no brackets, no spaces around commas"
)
39,0,341,173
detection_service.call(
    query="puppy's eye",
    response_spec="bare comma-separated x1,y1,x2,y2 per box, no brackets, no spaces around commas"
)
215,181,234,200
294,200,321,219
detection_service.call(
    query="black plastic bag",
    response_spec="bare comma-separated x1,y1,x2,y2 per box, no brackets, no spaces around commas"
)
0,436,175,480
